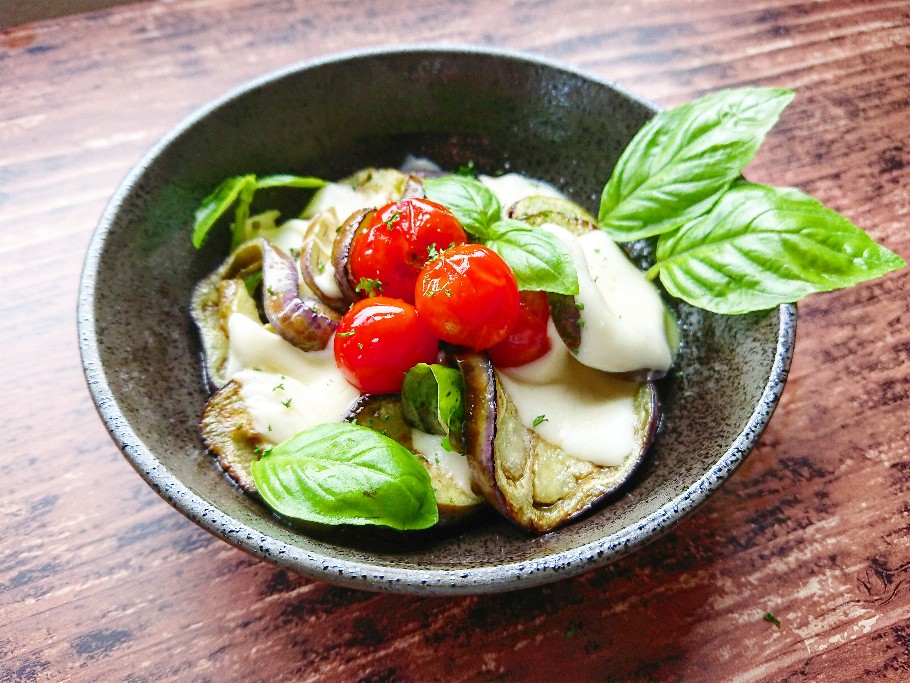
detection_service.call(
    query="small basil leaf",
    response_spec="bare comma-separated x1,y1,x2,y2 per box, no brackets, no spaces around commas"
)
484,219,579,295
192,175,256,248
401,363,465,452
254,174,329,190
424,175,501,238
251,423,438,530
599,87,795,241
654,182,906,314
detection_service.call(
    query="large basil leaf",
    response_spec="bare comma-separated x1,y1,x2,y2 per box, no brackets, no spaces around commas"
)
599,87,794,241
424,175,502,237
653,182,906,314
251,423,438,530
401,363,465,452
484,219,579,295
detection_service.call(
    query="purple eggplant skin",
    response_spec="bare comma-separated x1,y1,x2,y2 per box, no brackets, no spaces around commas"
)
331,208,374,303
455,351,659,534
260,238,340,351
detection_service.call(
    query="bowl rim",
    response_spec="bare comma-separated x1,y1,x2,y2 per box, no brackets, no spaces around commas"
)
78,44,797,595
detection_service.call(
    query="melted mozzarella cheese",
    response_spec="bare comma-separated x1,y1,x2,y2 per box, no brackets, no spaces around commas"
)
226,314,359,443
499,322,640,467
410,430,474,495
544,223,673,374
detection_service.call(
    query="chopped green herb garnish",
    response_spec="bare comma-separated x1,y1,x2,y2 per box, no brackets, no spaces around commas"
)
355,277,383,297
456,160,476,177
575,302,585,311
337,331,355,338
272,382,285,391
281,398,293,408
763,612,781,627
532,415,548,427
383,210,401,230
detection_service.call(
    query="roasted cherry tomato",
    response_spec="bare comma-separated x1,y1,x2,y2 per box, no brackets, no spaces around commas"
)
415,244,520,350
348,198,468,302
334,297,439,394
487,291,552,367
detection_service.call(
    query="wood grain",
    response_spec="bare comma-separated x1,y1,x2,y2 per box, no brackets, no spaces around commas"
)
1,0,909,680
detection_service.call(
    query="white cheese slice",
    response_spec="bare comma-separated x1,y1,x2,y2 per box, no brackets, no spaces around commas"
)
499,322,640,467
225,313,359,443
541,223,673,374
410,430,474,496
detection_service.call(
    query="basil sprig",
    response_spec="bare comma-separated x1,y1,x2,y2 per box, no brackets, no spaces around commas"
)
598,87,904,313
251,422,438,530
424,176,579,295
650,182,906,313
192,174,327,249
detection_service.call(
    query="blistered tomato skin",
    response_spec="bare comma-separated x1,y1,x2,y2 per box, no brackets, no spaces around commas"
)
348,199,468,302
334,297,439,394
415,244,520,351
487,291,552,368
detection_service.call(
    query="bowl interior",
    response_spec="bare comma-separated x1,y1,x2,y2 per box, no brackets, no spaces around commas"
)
80,47,793,594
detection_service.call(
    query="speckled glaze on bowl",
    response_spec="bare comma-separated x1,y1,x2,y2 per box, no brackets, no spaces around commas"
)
78,46,796,595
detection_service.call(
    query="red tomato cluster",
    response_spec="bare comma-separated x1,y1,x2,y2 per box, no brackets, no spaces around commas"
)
334,198,551,393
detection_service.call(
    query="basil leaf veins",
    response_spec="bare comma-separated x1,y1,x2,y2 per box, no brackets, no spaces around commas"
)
425,175,579,295
599,87,795,241
651,182,906,314
251,422,438,530
483,219,579,295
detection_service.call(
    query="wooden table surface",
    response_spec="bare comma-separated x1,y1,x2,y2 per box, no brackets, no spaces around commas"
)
3,1,909,680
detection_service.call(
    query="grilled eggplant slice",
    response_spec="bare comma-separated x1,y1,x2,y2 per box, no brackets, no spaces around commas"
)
456,351,658,533
191,240,267,388
331,208,374,303
200,380,266,492
260,239,340,351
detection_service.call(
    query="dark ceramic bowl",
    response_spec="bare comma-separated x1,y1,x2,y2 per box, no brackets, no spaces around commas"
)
79,46,796,595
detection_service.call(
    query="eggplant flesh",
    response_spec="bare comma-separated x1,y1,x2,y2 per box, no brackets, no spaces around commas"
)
344,394,486,526
200,380,265,492
456,352,658,533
